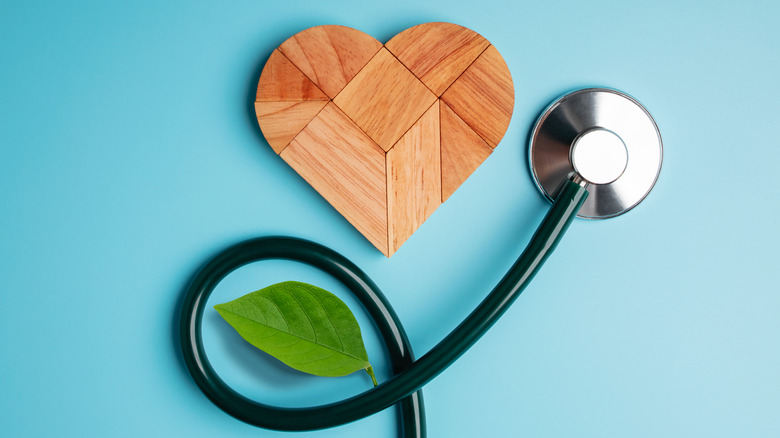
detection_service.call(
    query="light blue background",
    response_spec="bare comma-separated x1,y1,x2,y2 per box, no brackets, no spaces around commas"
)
1,0,778,436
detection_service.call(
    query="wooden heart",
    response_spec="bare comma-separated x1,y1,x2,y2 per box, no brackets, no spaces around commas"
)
255,22,514,256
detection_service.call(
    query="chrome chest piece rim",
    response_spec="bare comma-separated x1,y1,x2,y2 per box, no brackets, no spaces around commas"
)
529,88,663,219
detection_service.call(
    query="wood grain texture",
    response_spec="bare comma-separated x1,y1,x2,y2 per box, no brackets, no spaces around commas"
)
255,24,514,256
333,48,437,152
280,102,389,255
279,25,383,99
440,44,514,148
386,101,441,256
256,50,329,101
385,22,489,96
254,101,328,154
440,102,493,201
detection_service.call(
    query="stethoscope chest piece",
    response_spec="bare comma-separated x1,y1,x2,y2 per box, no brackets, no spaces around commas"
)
529,88,663,219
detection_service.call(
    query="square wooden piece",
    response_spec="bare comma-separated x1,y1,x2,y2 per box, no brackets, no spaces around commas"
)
333,48,437,152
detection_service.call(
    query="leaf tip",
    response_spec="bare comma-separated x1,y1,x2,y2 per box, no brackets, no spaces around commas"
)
213,303,228,316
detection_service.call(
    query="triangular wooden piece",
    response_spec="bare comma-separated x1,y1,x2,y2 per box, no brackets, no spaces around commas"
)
256,50,329,101
385,22,489,96
280,103,389,255
441,45,514,148
255,101,328,154
440,102,493,201
386,101,441,256
280,25,383,99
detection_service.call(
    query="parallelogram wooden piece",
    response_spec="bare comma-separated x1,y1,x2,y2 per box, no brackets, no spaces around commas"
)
254,101,328,154
385,22,490,97
440,102,493,202
279,25,383,99
333,48,437,152
441,45,514,148
386,101,441,256
280,102,389,255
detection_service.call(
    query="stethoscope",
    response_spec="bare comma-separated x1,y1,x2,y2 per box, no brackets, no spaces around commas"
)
179,88,663,437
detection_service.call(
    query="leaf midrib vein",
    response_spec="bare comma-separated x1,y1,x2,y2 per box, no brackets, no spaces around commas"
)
219,309,366,363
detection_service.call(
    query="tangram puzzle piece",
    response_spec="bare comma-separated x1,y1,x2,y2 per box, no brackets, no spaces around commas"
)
255,22,514,256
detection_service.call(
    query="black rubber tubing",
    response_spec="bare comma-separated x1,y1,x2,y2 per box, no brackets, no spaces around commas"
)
179,179,588,437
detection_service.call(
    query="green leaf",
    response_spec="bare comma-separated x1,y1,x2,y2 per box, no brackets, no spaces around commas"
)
214,281,376,383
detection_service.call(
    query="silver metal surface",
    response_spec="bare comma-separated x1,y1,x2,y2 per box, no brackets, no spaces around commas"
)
529,88,663,219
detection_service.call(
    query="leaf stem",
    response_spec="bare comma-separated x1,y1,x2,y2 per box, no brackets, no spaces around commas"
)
365,365,378,387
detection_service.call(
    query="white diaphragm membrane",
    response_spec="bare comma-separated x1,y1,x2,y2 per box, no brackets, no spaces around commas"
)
570,128,628,185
